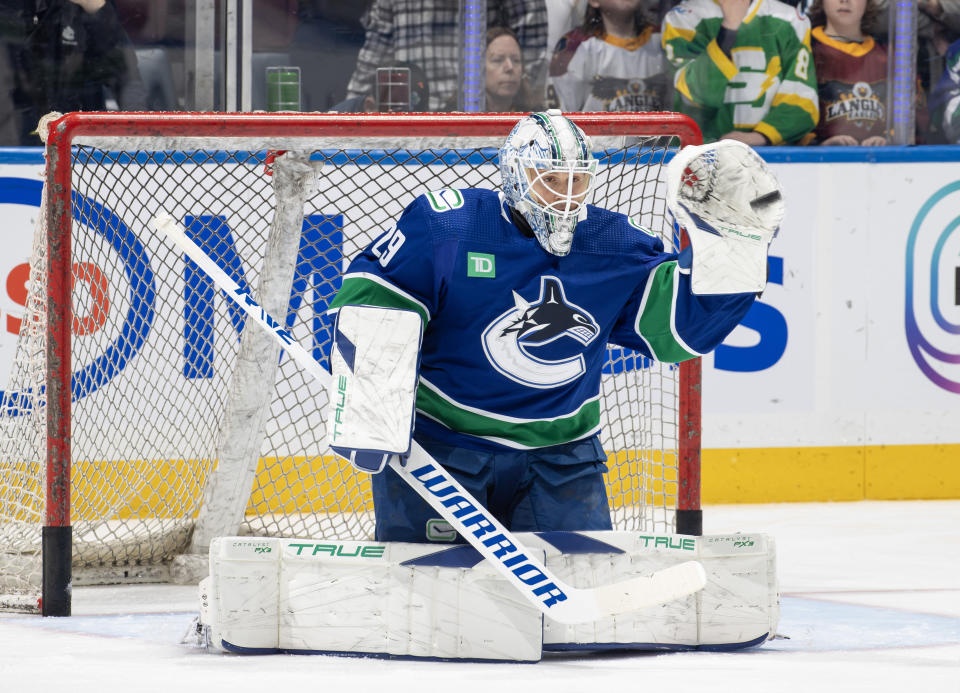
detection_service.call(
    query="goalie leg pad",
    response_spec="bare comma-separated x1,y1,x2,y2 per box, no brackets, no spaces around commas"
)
198,532,776,658
199,537,543,661
329,305,423,473
520,531,779,651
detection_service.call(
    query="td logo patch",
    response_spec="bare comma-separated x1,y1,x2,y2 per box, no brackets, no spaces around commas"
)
467,252,495,277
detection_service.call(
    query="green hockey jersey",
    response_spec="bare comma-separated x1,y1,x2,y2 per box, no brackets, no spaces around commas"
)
662,0,819,144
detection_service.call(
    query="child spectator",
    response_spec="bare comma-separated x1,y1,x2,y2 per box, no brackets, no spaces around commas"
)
548,0,667,112
929,36,960,142
808,0,888,145
662,0,819,145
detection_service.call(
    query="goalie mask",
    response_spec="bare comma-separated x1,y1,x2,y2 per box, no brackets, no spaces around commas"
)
499,110,598,256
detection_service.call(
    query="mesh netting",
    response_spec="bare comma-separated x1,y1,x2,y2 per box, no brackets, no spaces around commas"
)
1,131,686,611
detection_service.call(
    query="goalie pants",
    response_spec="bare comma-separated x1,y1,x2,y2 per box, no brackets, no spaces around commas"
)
370,434,612,543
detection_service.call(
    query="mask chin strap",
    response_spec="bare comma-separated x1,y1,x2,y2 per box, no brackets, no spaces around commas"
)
507,205,535,238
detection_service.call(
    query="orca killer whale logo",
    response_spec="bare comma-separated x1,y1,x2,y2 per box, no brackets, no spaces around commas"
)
482,276,599,388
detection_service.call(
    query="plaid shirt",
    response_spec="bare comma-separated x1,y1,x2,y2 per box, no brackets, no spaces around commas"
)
346,0,548,111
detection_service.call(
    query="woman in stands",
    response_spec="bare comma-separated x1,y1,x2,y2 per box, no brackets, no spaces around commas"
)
484,26,543,112
444,26,542,112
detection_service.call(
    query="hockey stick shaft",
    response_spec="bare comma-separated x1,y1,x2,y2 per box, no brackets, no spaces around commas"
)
150,213,707,625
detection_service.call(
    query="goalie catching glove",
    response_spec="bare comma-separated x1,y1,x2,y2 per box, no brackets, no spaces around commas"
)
328,305,423,474
666,139,785,295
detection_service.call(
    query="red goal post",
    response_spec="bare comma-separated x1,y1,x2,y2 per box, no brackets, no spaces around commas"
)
13,111,702,616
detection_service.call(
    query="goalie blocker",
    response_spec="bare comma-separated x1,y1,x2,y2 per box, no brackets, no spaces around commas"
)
196,531,778,660
329,304,422,474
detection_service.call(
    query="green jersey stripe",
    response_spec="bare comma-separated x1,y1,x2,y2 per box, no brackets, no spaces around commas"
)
634,261,700,362
416,380,602,449
330,274,430,323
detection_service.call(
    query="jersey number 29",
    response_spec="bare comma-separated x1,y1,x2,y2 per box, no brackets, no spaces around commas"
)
371,225,406,267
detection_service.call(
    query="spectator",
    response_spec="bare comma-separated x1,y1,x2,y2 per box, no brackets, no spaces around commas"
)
0,0,145,145
661,0,819,145
778,0,813,12
484,26,544,111
0,43,17,144
330,60,430,112
548,0,667,112
344,0,548,112
545,0,587,55
442,26,542,111
807,0,888,145
874,0,960,93
929,35,960,142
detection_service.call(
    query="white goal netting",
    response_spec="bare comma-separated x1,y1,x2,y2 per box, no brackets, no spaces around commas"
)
0,114,698,612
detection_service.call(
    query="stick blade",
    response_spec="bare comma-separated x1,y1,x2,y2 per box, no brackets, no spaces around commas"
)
593,560,707,617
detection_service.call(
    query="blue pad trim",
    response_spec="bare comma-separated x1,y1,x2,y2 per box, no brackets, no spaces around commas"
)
544,632,770,653
399,544,485,569
330,446,390,474
333,327,357,373
222,640,540,663
534,531,625,555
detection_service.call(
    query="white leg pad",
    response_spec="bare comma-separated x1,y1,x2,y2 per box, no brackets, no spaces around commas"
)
200,538,543,661
198,532,775,658
521,532,779,650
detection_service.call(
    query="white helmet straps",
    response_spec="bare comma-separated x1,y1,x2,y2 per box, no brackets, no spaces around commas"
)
499,110,597,256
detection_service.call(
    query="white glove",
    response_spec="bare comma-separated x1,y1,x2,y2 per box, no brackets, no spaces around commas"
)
666,140,785,294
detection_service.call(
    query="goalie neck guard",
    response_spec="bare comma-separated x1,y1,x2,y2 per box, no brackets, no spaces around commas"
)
499,110,598,256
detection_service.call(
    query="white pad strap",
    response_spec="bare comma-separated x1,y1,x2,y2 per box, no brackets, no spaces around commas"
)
666,140,785,295
328,305,422,473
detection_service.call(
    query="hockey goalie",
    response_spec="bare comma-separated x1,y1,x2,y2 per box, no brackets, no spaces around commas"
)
192,111,782,660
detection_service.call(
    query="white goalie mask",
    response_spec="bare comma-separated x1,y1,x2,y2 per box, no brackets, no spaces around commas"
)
499,110,598,256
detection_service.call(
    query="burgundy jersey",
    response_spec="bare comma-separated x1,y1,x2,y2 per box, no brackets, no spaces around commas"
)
812,27,888,143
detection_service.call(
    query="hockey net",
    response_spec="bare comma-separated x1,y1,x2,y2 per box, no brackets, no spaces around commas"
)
0,112,702,614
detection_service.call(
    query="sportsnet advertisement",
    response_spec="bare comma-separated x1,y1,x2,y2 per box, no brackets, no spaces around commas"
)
1,150,958,500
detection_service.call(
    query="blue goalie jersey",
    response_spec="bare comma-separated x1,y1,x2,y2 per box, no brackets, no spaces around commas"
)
331,188,754,452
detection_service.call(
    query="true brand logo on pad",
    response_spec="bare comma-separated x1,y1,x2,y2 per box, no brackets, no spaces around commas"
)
287,542,386,558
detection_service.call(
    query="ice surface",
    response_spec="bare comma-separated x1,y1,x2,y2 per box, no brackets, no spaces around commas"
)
1,501,957,692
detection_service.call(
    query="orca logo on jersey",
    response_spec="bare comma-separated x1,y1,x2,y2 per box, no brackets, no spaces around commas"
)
481,276,599,388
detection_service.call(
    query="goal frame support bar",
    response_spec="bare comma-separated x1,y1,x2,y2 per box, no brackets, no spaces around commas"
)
41,111,704,617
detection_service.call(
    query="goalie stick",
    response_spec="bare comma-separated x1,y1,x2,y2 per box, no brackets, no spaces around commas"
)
150,212,708,625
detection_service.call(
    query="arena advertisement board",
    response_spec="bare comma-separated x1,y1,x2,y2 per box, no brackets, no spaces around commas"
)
2,148,959,501
702,155,960,448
